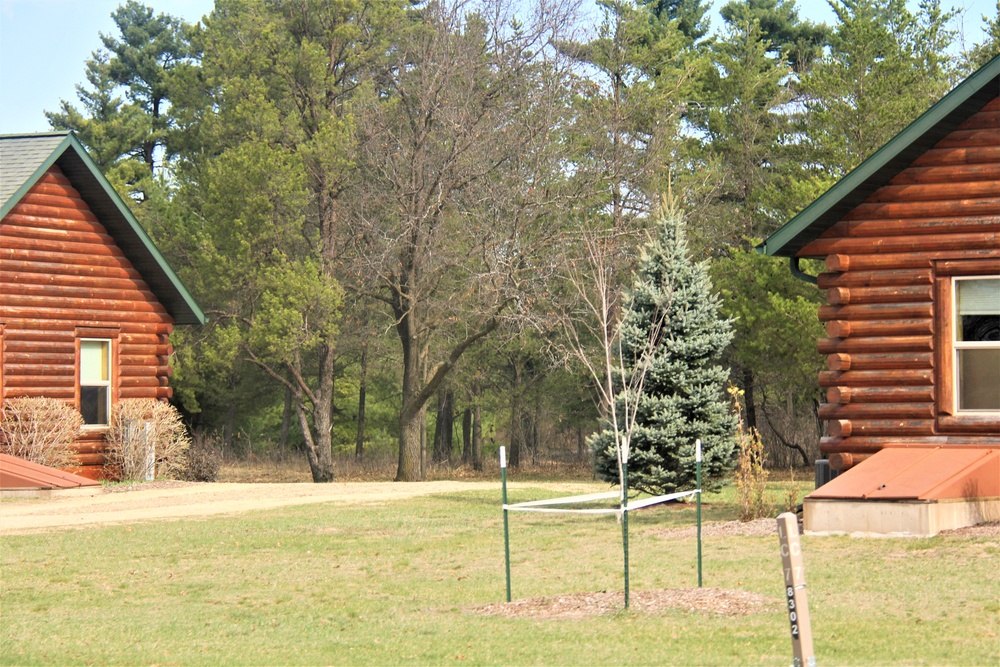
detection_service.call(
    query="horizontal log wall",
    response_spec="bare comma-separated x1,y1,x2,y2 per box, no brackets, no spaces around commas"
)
0,166,176,479
800,97,1000,470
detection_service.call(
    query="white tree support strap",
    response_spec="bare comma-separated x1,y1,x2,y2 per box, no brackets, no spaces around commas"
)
623,489,699,510
503,488,699,514
505,490,620,509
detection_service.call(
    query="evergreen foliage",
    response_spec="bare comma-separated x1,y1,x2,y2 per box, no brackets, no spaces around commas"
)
590,204,737,495
964,3,1000,69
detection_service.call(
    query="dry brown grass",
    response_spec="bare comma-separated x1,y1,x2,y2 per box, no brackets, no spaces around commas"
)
472,588,776,619
217,450,594,483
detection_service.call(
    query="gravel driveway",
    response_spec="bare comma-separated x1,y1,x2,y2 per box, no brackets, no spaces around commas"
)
0,480,611,535
0,480,512,535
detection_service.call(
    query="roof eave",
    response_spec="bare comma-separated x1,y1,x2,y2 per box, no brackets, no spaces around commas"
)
758,55,1000,259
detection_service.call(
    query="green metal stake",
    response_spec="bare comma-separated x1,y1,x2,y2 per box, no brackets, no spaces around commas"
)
622,456,630,609
501,446,511,602
696,438,703,588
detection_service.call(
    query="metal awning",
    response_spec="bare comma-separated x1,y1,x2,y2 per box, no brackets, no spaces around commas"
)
0,453,102,490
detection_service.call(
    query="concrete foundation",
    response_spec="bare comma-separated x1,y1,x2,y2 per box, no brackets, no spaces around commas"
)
804,497,1000,537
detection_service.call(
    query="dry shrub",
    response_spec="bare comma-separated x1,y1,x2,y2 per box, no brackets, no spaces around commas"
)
181,430,223,482
782,466,800,515
0,397,82,468
105,400,190,481
729,385,771,522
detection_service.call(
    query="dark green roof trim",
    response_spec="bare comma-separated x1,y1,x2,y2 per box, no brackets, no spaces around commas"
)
0,132,206,325
759,54,1000,259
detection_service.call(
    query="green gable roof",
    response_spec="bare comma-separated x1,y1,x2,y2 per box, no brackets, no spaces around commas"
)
759,54,1000,259
0,132,206,325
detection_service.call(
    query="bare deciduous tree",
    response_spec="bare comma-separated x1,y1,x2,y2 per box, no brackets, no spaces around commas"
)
348,0,582,480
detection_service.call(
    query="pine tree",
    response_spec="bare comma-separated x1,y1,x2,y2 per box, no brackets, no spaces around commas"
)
590,203,737,495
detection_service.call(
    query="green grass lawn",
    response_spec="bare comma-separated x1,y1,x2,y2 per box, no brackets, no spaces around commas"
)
1,481,997,666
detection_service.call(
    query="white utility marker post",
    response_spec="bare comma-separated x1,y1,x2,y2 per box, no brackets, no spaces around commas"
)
777,512,815,667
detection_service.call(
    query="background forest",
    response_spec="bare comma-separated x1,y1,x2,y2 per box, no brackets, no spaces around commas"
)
47,0,1000,481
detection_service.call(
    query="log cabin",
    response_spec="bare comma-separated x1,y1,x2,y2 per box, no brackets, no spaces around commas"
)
758,55,1000,535
0,132,205,479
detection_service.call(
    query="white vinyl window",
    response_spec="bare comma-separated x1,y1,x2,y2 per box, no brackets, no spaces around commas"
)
80,339,111,425
953,277,1000,412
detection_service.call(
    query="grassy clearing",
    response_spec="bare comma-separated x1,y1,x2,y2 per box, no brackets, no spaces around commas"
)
1,481,997,666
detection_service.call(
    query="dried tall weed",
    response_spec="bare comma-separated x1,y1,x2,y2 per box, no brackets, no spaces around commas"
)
729,385,771,522
105,400,190,481
0,397,82,468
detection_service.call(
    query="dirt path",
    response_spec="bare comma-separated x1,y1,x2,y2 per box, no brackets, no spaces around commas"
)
0,480,599,535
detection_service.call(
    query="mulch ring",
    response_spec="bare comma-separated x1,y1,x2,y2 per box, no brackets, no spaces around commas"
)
472,588,776,620
653,518,779,540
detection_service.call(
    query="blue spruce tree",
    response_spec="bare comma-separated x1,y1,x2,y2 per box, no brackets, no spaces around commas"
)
591,204,737,494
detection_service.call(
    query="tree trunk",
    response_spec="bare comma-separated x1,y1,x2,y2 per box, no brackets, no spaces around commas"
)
395,295,423,480
742,366,758,432
224,374,237,449
432,387,454,465
392,284,500,480
462,407,472,466
531,400,541,466
420,408,427,480
396,344,422,480
472,404,483,471
279,386,292,454
301,345,336,482
355,344,367,462
509,358,523,468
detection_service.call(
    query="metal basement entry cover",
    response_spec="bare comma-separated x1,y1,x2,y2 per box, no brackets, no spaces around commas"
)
809,447,1000,501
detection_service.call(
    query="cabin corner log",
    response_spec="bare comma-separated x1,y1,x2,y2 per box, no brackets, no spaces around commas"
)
829,420,852,438
826,353,932,371
818,336,932,354
818,303,935,321
820,249,1000,272
821,214,1000,239
824,319,934,338
828,452,870,472
828,420,935,438
825,286,933,305
806,231,1000,256
817,268,934,289
818,369,935,387
818,403,936,420
821,436,1000,454
826,386,935,404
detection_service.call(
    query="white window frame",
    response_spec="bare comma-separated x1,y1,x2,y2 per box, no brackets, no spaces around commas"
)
952,276,1000,414
79,338,112,427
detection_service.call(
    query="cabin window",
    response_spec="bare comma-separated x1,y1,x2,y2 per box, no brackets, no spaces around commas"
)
80,339,111,425
953,277,1000,412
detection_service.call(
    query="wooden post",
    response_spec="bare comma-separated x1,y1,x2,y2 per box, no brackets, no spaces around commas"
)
777,512,815,667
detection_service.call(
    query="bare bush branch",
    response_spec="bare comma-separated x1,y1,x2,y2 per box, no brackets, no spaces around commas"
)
0,398,82,469
105,400,191,481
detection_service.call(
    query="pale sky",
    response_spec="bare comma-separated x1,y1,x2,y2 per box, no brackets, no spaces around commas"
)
0,0,995,135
